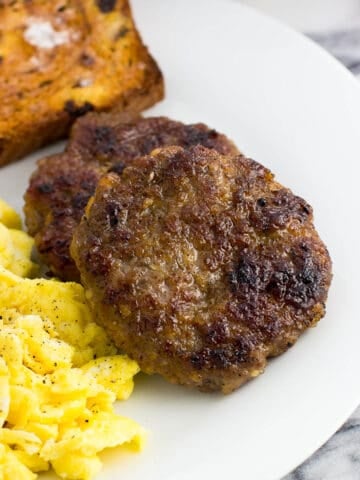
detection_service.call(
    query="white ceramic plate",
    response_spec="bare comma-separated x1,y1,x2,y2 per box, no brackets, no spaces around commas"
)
2,1,360,479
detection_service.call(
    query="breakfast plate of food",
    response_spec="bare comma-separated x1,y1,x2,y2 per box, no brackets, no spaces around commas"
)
0,0,360,479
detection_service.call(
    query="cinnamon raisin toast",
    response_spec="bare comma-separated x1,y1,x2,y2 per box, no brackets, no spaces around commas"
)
0,0,163,166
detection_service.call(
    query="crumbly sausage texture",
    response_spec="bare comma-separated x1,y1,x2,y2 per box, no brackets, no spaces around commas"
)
24,114,238,280
71,145,332,393
0,0,164,166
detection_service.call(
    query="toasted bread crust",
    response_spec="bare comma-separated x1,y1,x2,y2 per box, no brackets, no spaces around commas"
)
0,0,164,166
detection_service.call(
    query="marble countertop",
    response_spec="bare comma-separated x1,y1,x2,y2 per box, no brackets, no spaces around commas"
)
238,6,360,478
278,14,360,480
237,3,360,478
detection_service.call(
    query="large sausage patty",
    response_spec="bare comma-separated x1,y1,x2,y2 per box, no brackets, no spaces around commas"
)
71,145,332,393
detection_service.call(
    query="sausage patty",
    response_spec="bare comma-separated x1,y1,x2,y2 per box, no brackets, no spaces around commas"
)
71,145,332,393
24,114,238,281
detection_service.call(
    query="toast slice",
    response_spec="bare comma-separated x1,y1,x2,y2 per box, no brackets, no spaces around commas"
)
0,0,164,166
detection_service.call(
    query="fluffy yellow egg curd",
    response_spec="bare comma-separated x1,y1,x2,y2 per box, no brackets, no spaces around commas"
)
0,200,145,480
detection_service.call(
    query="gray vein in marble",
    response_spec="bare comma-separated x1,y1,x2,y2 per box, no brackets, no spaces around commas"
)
309,28,360,75
283,407,360,479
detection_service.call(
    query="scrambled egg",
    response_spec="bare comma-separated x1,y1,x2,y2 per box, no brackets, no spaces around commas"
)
0,200,145,480
0,212,38,279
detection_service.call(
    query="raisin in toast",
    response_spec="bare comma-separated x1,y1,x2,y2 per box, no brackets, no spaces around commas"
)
0,0,163,166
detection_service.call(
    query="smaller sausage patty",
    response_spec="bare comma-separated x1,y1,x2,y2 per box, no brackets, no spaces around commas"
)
24,114,238,280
